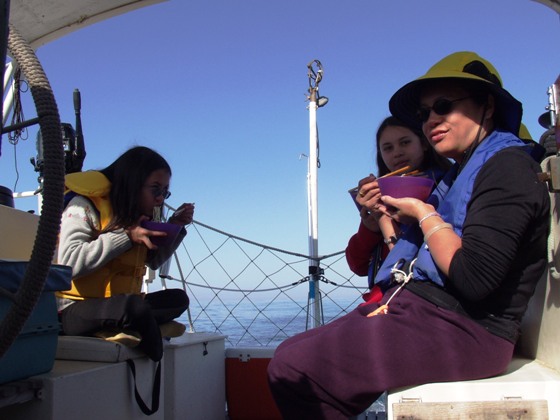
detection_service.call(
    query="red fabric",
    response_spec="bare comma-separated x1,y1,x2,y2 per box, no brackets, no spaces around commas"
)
345,222,385,276
359,285,383,306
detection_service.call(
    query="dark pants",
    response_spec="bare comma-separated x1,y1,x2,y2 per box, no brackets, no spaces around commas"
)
267,288,514,419
59,289,189,361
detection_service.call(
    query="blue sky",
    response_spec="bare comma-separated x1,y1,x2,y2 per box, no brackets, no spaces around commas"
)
3,0,560,261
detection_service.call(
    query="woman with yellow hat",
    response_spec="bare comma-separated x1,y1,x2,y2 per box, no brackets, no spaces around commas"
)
267,51,550,419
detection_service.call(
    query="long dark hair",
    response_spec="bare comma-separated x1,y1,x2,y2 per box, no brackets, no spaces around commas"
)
100,146,171,231
375,116,451,176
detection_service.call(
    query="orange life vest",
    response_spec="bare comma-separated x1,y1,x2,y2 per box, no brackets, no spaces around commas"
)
56,171,147,300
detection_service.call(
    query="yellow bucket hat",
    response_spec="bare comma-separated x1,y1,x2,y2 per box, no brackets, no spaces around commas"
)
389,51,523,135
518,123,532,140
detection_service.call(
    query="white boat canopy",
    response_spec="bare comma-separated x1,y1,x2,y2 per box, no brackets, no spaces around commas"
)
6,0,560,50
536,0,560,13
8,0,167,49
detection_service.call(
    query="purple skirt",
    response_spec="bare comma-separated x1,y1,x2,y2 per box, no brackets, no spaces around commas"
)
267,287,514,419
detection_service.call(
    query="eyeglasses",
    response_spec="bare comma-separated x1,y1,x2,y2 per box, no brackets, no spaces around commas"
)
416,96,473,123
146,186,171,200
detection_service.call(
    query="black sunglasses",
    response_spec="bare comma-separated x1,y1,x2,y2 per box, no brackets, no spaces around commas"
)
147,186,171,199
417,96,473,123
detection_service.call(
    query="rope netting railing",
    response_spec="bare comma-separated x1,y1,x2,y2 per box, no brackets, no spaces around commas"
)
149,215,367,348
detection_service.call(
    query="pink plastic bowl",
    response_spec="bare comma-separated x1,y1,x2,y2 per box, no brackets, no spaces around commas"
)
377,176,435,202
140,221,182,247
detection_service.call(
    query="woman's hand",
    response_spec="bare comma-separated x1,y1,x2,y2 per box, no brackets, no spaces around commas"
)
168,203,195,226
356,175,385,232
382,195,459,276
381,195,435,225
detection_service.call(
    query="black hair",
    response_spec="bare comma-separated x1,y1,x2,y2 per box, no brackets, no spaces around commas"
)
375,116,451,176
100,146,171,231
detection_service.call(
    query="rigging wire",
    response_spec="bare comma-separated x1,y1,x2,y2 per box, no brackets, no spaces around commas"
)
7,67,29,145
6,68,30,191
150,210,366,347
165,203,344,261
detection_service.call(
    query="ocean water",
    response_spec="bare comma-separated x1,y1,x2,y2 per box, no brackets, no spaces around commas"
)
177,297,360,348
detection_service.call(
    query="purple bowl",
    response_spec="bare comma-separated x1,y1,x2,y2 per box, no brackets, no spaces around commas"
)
377,176,435,202
140,221,182,247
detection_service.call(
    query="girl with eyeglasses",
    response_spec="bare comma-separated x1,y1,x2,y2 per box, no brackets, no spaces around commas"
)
346,116,450,304
268,52,549,419
56,146,194,362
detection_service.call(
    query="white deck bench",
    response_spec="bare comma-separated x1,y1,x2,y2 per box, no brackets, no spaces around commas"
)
384,269,560,419
0,332,226,420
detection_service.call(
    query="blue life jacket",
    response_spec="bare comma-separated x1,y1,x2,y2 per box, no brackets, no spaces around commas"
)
366,166,447,289
374,130,527,290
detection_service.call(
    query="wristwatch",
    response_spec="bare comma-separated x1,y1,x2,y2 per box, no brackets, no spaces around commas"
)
383,235,399,245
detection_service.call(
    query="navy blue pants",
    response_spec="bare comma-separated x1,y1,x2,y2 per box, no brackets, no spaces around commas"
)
59,289,189,361
267,288,514,419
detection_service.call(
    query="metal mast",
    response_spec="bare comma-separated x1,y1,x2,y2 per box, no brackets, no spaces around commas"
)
306,59,328,328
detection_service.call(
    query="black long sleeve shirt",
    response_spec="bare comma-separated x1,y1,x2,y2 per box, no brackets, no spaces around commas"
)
410,147,550,343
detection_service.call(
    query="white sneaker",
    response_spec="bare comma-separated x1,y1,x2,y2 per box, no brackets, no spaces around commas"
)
94,330,142,347
159,321,186,338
